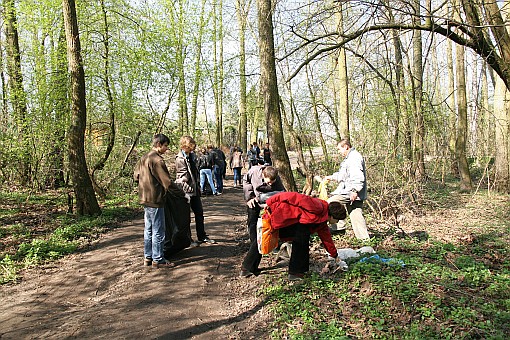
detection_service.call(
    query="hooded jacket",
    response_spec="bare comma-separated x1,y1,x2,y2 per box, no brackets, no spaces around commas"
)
266,192,337,258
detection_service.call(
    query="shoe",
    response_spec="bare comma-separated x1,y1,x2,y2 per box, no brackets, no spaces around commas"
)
214,192,222,196
240,269,254,278
288,273,304,281
143,257,153,266
152,259,175,268
240,268,261,277
198,237,217,244
331,229,346,236
189,241,200,248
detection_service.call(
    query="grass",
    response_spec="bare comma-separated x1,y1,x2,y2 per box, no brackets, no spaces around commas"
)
0,190,140,284
261,183,510,339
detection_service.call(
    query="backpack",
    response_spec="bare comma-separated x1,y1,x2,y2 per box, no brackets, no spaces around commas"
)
198,153,213,170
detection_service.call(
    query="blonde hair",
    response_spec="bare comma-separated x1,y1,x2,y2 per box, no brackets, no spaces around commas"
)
179,135,196,149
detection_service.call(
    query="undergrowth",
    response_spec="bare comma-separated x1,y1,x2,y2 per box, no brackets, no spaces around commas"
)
0,190,140,284
262,186,510,339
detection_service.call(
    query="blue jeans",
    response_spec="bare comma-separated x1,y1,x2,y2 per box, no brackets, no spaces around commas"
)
233,167,242,185
200,169,217,194
213,165,223,193
144,207,166,263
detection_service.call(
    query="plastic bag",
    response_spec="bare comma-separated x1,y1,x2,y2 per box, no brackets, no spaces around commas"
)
318,180,328,201
257,209,279,254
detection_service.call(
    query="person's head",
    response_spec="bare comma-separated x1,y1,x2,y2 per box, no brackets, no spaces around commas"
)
253,141,258,147
328,201,346,224
179,135,196,154
336,138,352,157
265,143,270,148
262,166,278,185
207,144,214,150
153,133,170,154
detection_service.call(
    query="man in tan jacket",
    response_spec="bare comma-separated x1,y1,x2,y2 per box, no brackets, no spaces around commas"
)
134,134,186,268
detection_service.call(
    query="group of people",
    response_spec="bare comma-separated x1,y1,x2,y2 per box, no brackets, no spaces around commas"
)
247,141,272,168
134,134,369,281
133,134,217,268
196,145,226,195
240,138,370,281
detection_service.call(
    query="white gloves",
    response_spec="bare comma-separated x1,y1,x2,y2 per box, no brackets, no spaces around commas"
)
184,193,191,203
332,256,349,271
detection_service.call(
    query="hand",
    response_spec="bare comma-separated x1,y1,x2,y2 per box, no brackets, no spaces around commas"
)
349,191,358,202
246,198,257,208
333,256,348,271
182,182,192,193
184,193,191,203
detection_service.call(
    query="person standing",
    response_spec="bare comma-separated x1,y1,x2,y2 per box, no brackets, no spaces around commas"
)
210,145,225,194
175,136,216,245
133,133,183,268
197,147,218,196
262,142,272,165
325,139,370,240
240,165,285,277
230,146,244,187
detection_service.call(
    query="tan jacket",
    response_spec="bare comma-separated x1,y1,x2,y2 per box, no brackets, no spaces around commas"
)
134,150,181,207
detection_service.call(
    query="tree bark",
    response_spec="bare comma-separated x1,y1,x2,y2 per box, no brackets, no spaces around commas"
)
236,0,250,152
3,0,30,185
335,4,349,141
62,0,101,215
452,0,473,191
257,0,295,191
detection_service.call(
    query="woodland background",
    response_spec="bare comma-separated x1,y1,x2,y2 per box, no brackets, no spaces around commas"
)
0,0,510,212
1,1,510,338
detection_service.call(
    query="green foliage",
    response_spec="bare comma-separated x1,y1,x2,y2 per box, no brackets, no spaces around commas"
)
0,190,140,284
261,193,510,339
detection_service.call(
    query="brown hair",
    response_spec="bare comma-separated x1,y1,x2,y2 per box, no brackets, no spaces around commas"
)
262,166,278,181
179,135,196,149
328,201,347,221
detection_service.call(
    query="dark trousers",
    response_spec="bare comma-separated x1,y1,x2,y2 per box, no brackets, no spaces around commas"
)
190,195,207,241
241,205,261,273
279,223,311,275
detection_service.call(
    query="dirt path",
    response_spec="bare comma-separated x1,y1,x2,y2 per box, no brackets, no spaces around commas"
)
0,182,273,339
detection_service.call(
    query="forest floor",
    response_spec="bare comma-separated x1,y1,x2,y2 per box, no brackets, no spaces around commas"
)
1,153,509,339
0,179,278,339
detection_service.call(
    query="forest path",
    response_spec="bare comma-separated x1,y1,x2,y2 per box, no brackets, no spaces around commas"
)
0,178,272,339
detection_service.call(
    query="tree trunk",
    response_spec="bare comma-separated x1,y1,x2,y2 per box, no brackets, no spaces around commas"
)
90,0,116,199
190,0,207,135
454,0,473,191
411,0,426,180
3,0,30,185
493,76,510,192
236,0,249,152
257,0,295,191
447,34,458,177
335,4,349,141
62,0,101,215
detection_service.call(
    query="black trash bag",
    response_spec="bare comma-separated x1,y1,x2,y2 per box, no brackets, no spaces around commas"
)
164,194,192,258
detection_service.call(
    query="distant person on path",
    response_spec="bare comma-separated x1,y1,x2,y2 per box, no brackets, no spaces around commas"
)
210,145,226,193
262,142,272,165
133,133,184,268
324,139,370,240
175,136,216,246
197,147,218,196
246,144,257,169
265,191,347,281
230,146,244,187
241,165,285,277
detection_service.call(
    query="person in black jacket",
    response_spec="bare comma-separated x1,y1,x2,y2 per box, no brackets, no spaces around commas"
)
197,147,218,196
240,165,285,277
